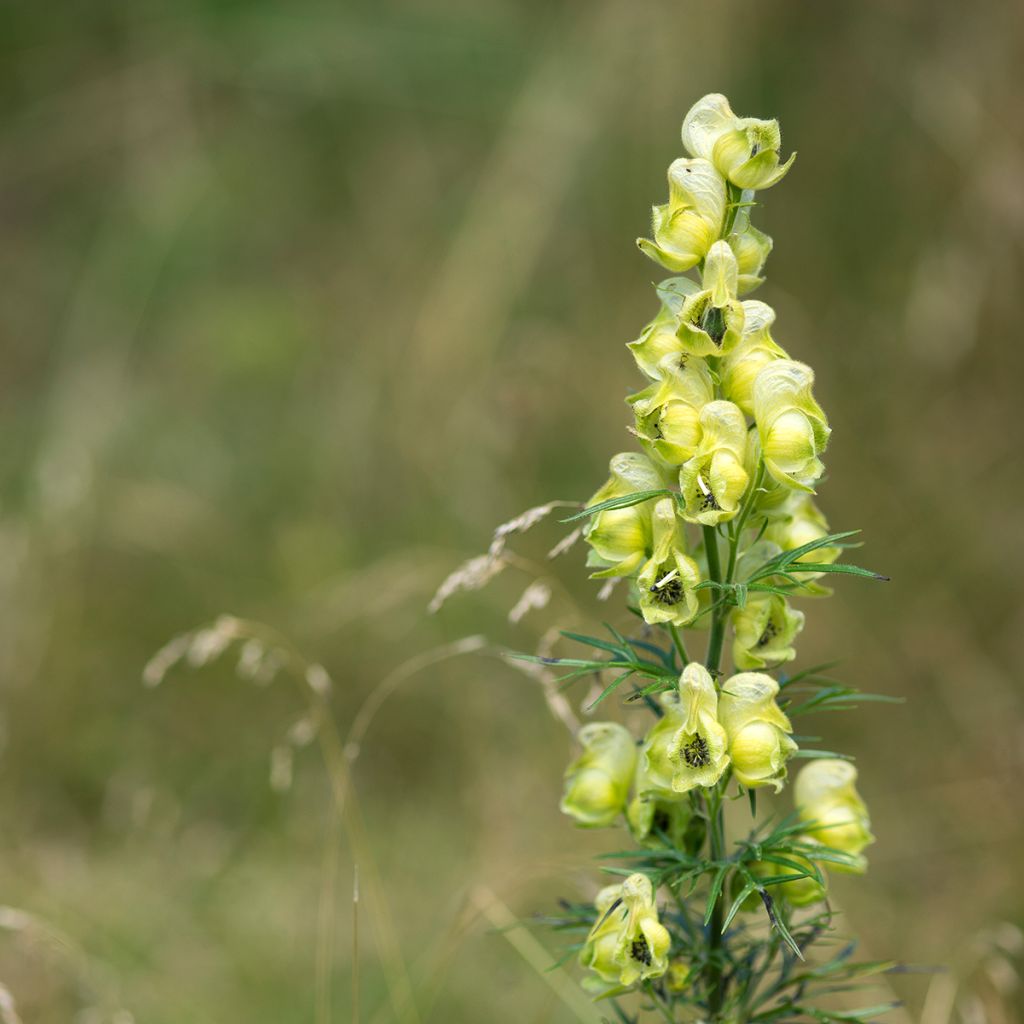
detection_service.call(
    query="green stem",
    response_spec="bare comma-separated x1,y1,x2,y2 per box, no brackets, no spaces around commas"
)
705,787,727,1019
700,525,729,1019
702,525,725,672
668,622,691,668
725,460,765,585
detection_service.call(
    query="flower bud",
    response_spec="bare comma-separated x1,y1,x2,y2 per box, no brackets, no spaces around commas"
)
637,499,702,627
731,593,804,671
721,301,788,416
719,672,797,791
580,874,671,987
560,722,636,827
629,358,715,466
674,241,746,357
637,158,726,272
753,360,830,491
681,94,796,191
666,961,691,993
795,760,874,874
679,400,750,526
583,453,664,578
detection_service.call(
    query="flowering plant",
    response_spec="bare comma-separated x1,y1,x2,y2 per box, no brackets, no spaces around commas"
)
437,93,900,1022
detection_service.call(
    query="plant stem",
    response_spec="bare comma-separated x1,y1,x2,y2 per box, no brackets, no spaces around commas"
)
701,524,729,1019
705,788,727,1019
702,525,725,672
725,460,765,585
669,622,691,668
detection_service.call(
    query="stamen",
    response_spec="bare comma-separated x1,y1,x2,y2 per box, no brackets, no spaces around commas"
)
696,474,721,512
631,936,652,965
650,568,684,606
682,733,711,768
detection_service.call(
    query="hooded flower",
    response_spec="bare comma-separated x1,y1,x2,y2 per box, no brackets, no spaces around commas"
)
637,157,726,272
743,430,794,520
560,722,636,827
580,874,671,988
719,672,798,791
721,301,789,416
628,305,688,381
753,360,831,491
648,663,730,793
629,356,715,467
637,499,702,627
583,453,664,578
681,93,796,191
731,593,805,670
673,241,746,357
795,760,874,874
679,400,750,526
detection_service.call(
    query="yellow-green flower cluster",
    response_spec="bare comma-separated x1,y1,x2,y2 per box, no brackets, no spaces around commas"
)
561,664,798,837
579,93,833,669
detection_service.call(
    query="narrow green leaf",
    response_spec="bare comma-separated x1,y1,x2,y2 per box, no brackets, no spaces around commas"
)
721,882,756,932
560,489,672,523
704,866,729,926
586,671,634,710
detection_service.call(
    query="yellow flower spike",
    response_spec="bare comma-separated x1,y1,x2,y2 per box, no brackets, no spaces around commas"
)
675,241,746,357
637,157,727,272
665,663,731,792
580,874,671,988
719,672,798,791
795,760,875,874
629,357,715,466
681,93,796,191
721,301,789,416
731,592,805,671
753,360,831,491
637,499,702,627
679,400,750,526
583,453,664,578
764,493,841,583
560,722,636,828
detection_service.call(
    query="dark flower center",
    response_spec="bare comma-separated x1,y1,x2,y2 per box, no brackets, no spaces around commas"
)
682,733,711,768
650,573,684,606
700,305,727,345
757,621,780,648
631,936,652,965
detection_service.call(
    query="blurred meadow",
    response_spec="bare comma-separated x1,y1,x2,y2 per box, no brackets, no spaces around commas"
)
1,0,1023,1021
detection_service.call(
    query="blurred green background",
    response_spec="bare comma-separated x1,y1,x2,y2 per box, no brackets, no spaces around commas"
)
1,1,1022,1021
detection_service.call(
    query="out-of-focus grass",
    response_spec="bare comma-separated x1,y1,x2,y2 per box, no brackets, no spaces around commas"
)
1,1,1022,1021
